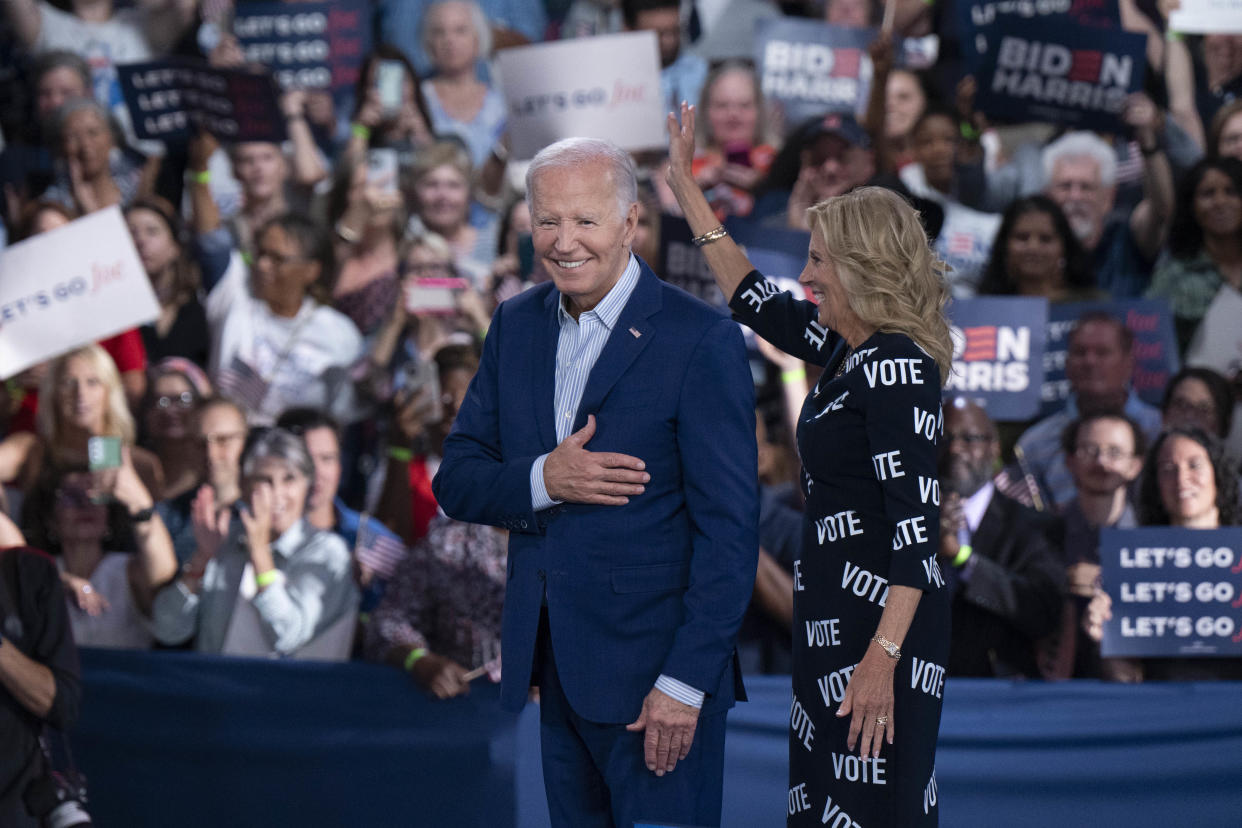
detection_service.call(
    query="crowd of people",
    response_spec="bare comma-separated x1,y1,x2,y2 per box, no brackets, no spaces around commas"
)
1,0,1241,821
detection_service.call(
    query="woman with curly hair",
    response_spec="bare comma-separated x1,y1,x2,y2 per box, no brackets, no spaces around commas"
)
668,102,953,826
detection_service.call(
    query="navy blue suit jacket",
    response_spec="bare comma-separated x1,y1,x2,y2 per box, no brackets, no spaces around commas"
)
433,259,759,723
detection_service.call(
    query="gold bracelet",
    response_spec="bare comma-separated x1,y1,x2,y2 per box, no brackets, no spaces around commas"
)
691,225,728,247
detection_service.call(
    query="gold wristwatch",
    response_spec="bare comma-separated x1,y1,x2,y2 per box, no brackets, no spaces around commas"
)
871,634,901,661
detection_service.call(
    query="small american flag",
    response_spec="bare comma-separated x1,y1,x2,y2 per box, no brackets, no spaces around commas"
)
354,520,408,580
215,356,269,414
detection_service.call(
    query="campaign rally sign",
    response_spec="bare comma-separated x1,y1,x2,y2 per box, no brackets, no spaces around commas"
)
1100,527,1242,658
944,297,1047,420
973,18,1146,133
0,208,160,379
1186,285,1242,380
1041,299,1179,417
496,32,665,160
1169,0,1242,33
232,0,370,99
658,214,725,309
958,0,1120,72
755,19,873,129
117,60,286,143
657,219,809,309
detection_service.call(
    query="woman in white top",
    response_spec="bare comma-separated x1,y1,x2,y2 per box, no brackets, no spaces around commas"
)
206,213,364,426
418,0,505,169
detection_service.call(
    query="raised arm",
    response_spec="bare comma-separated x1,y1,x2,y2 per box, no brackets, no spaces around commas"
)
1,0,42,49
1159,0,1206,150
665,104,763,304
1125,93,1176,261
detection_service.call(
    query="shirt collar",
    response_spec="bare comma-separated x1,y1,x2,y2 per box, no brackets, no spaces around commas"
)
963,481,995,536
557,253,641,330
271,518,310,560
1065,388,1141,419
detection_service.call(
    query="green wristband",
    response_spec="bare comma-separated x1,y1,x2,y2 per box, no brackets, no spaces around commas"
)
191,169,211,185
351,123,371,140
952,543,973,568
255,569,280,588
403,647,427,671
387,445,414,463
960,121,981,141
781,367,807,385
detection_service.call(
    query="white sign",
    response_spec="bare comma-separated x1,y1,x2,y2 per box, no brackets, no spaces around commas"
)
0,207,160,379
1169,0,1242,33
496,31,666,161
1186,284,1242,379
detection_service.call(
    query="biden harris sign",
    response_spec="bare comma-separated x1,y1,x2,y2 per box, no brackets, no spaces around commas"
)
974,18,1146,132
945,297,1047,420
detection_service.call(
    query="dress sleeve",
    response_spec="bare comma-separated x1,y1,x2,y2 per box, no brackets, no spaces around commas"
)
862,341,946,592
727,270,837,366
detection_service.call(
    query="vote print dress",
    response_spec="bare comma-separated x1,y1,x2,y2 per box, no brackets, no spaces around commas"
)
730,271,949,827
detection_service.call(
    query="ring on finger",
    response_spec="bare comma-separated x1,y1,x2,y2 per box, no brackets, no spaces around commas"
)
875,715,888,726
81,584,94,595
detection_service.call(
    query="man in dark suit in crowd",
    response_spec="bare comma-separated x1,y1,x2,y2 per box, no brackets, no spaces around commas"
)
433,137,758,828
938,398,1064,678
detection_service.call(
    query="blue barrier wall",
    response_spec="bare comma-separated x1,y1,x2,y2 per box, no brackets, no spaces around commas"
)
73,649,1242,827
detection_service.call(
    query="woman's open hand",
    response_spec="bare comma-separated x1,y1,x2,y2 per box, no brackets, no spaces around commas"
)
666,102,698,190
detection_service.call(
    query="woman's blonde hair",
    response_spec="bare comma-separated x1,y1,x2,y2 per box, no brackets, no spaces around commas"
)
806,187,953,384
37,344,135,445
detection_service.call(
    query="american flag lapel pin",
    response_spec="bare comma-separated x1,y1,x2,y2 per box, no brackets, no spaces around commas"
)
629,327,642,338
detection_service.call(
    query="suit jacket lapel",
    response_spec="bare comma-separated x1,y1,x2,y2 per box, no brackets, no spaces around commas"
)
572,262,662,432
533,288,560,451
971,493,1006,557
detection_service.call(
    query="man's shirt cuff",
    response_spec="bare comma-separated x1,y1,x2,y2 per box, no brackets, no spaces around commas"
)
529,453,561,512
655,674,704,709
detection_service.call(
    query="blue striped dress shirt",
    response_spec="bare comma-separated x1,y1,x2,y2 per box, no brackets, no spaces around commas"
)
527,254,705,710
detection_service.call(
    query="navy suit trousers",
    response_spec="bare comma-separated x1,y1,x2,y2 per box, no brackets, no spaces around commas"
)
535,611,727,828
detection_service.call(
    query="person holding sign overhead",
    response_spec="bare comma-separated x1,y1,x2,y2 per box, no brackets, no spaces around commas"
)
668,102,952,826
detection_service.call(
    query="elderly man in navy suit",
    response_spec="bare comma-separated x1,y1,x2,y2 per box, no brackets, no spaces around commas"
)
433,137,758,827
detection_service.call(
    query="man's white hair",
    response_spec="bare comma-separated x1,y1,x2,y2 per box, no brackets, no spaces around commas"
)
525,138,638,217
1042,132,1117,188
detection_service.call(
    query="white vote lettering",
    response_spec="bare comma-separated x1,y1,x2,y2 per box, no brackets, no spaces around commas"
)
921,554,945,588
862,358,924,388
871,449,905,480
892,516,930,551
821,795,862,827
805,618,842,647
789,783,812,815
910,657,946,699
790,696,816,751
832,753,887,784
841,561,889,606
816,510,864,544
912,405,941,441
817,664,856,707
